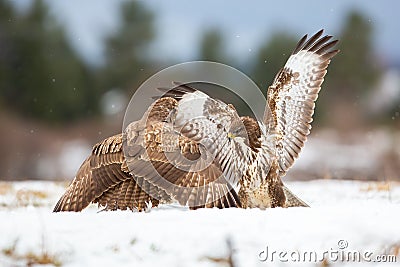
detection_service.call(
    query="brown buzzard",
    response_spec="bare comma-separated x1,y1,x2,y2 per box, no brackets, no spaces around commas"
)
54,30,338,212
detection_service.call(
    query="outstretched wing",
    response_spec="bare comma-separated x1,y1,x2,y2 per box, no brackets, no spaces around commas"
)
53,134,172,212
266,29,339,174
55,93,245,212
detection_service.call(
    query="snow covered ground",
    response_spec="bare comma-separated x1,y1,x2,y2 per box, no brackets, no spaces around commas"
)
0,180,399,267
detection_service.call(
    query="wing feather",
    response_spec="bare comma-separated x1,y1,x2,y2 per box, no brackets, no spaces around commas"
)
171,86,251,188
53,134,171,212
266,29,339,174
56,29,334,211
122,93,244,209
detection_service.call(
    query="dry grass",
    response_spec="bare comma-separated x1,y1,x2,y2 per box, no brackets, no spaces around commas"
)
0,182,12,195
2,240,18,257
14,189,49,208
24,251,63,266
109,244,120,253
16,189,48,201
360,182,393,192
2,239,62,266
201,238,237,267
385,242,400,257
0,182,51,208
319,258,330,267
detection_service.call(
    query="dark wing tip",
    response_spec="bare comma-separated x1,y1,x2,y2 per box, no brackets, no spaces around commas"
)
53,194,84,212
292,34,308,55
53,199,62,212
53,190,69,212
314,39,339,55
320,49,340,61
293,29,324,54
154,81,197,100
292,29,339,58
53,193,79,212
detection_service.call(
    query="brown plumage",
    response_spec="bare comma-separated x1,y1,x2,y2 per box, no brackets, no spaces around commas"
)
54,97,242,212
54,30,338,212
53,133,169,212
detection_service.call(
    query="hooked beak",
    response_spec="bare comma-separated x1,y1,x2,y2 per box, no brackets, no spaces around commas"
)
227,132,236,139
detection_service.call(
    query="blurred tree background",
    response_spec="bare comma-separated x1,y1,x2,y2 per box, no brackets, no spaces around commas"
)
198,28,228,64
0,0,387,124
0,0,398,179
250,33,298,93
98,1,155,98
321,11,383,129
0,0,95,123
0,0,156,123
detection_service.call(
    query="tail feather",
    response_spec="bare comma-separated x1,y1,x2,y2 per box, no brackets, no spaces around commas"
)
282,185,309,207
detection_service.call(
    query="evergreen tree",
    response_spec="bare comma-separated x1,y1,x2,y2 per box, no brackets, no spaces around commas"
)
325,11,381,100
198,28,226,63
0,0,94,122
250,32,297,95
320,10,382,126
0,0,15,104
99,1,155,94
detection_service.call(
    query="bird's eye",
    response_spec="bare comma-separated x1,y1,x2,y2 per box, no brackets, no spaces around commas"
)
236,126,245,134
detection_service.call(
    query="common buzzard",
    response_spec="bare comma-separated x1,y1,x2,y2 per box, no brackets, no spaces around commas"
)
54,30,338,212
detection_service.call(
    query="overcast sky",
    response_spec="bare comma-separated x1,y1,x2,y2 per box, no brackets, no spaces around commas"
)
13,0,400,67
